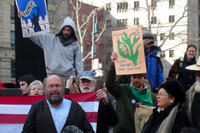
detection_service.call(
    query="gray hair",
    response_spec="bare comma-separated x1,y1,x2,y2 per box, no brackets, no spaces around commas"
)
28,80,43,93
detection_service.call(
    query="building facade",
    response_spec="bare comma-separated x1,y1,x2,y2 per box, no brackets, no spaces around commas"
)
82,0,200,77
0,1,15,82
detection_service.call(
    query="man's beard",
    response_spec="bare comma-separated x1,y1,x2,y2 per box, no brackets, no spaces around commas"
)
62,34,71,40
47,91,63,105
80,86,95,93
61,32,75,40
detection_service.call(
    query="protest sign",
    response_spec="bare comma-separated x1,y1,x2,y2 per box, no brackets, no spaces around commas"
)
15,0,50,37
112,26,146,75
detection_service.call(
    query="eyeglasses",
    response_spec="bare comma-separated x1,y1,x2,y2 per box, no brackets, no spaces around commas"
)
157,93,169,97
47,84,62,89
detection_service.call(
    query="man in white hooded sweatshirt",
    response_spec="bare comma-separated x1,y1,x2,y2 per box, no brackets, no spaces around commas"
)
18,13,83,82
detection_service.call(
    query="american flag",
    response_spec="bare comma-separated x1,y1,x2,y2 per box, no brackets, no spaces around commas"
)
0,92,99,133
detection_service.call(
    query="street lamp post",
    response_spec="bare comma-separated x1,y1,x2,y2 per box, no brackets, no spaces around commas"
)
91,9,99,59
91,9,99,71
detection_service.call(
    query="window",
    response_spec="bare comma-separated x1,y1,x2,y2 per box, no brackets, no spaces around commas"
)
151,0,157,9
117,19,127,27
134,1,139,11
10,30,15,48
160,33,165,40
106,20,112,28
117,2,128,13
151,16,157,24
169,32,175,40
169,50,174,57
169,0,175,8
11,60,16,81
106,3,111,12
160,51,165,58
134,18,139,26
153,34,157,41
169,15,175,23
10,5,15,24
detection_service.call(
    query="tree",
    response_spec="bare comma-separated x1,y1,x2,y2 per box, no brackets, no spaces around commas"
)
141,0,199,53
69,0,106,62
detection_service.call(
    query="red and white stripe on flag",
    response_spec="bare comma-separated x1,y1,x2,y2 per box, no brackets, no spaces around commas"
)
0,92,99,133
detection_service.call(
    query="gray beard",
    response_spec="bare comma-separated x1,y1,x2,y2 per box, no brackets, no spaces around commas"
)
80,86,95,93
47,95,63,105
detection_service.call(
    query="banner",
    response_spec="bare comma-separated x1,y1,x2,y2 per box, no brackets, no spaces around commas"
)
15,0,50,37
0,92,99,133
112,26,146,75
134,105,154,133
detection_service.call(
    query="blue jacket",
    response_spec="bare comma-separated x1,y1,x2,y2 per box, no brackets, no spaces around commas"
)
144,45,164,90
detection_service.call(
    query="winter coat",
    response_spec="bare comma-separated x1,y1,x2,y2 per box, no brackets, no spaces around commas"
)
169,57,196,92
186,81,200,129
142,103,190,133
97,101,118,133
144,45,164,91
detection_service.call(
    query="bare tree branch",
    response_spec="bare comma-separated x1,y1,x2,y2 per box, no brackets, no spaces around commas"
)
69,0,76,11
80,11,93,30
82,21,91,39
158,4,187,47
145,0,152,31
82,52,92,62
95,22,106,42
162,42,186,51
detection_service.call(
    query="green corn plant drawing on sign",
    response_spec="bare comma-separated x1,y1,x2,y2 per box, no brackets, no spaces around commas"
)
117,32,141,66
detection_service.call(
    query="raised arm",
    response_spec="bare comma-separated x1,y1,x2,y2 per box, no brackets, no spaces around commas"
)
105,52,122,99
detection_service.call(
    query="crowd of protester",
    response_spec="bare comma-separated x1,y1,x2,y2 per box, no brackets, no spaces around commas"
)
1,15,200,133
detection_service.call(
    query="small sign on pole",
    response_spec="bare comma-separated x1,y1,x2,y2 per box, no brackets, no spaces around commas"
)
112,26,146,75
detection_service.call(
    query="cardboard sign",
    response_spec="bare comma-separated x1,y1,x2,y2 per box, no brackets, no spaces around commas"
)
15,0,50,37
135,105,155,133
112,27,146,75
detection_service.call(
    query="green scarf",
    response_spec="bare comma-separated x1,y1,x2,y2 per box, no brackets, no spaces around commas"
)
129,83,153,106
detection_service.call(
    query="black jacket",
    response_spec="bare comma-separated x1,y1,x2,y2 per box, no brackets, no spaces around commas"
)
142,104,190,133
97,101,118,133
22,99,94,133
